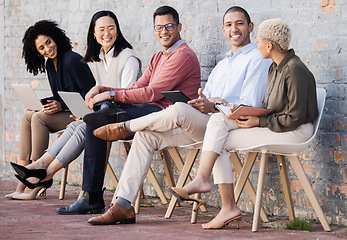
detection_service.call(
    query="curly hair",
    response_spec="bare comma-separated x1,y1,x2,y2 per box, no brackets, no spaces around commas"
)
82,10,132,63
258,18,291,52
22,20,72,75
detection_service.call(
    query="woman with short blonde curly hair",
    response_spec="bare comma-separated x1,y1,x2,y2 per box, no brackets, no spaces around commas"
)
258,18,291,52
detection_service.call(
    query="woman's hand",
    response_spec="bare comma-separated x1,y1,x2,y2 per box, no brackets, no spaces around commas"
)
236,116,260,128
226,103,239,117
70,115,81,121
42,100,62,114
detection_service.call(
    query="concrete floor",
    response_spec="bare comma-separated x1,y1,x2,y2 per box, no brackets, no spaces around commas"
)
0,177,345,240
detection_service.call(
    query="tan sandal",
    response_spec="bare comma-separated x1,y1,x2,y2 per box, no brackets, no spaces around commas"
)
202,214,242,229
170,187,206,212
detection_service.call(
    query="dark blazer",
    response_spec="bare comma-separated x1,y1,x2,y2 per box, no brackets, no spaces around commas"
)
45,50,96,110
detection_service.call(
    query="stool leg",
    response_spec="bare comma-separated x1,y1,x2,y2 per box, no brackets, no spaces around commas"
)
231,152,269,223
287,156,331,232
59,165,69,200
276,155,295,221
165,148,199,219
252,152,267,232
147,167,168,204
160,150,175,188
134,185,142,214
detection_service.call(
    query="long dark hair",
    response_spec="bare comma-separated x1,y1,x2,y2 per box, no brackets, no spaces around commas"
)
82,10,133,63
22,20,72,75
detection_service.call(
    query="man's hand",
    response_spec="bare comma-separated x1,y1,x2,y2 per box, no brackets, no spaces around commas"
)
42,100,62,114
85,86,112,110
208,97,228,106
86,91,110,110
85,86,103,109
187,88,215,114
236,116,260,128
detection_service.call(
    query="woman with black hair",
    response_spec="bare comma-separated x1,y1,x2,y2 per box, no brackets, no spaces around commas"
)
8,11,141,200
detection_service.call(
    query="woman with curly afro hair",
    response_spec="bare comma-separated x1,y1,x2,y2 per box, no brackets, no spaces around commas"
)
6,20,95,199
8,11,142,201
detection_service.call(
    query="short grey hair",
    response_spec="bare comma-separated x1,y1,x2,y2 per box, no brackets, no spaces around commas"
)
258,18,291,51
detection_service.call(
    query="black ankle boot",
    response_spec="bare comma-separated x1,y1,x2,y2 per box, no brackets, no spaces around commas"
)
56,191,105,215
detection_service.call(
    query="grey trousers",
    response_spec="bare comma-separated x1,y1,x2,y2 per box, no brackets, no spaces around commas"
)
46,120,86,167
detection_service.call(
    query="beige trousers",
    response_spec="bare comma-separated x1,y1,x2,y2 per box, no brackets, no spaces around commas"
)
117,102,210,203
19,110,74,161
202,112,315,184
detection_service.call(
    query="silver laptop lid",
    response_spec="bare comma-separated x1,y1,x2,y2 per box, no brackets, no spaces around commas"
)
12,84,43,111
58,91,92,118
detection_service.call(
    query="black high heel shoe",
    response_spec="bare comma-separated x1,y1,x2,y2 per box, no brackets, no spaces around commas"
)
15,174,53,190
10,162,46,182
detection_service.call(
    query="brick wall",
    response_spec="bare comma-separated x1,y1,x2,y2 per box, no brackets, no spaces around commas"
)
0,0,345,226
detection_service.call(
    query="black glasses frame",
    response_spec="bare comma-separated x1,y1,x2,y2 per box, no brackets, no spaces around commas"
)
154,23,176,32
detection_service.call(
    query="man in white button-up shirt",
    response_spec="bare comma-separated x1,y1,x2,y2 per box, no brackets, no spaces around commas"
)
88,6,272,225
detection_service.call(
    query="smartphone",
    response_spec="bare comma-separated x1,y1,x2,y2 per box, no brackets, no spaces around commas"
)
40,96,55,105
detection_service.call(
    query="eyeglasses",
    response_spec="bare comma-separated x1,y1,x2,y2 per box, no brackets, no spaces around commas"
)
153,23,176,32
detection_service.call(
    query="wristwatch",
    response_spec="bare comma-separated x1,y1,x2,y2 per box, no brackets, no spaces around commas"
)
214,102,219,111
109,90,115,101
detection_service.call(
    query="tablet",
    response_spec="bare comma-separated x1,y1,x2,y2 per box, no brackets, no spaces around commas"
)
12,84,43,111
58,91,92,118
216,104,271,119
161,90,191,104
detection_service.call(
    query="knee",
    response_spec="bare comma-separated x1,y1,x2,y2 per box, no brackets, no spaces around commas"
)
208,113,224,124
22,111,35,123
75,123,86,135
172,102,189,113
206,113,226,129
66,121,82,131
167,102,191,120
31,111,47,126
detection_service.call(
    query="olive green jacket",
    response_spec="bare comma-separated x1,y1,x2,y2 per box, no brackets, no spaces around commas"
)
259,49,318,132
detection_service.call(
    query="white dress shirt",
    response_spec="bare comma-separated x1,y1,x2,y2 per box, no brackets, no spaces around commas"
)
203,43,272,107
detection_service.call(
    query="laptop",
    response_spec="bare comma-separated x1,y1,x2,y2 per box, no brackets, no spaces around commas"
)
58,91,92,118
12,84,43,111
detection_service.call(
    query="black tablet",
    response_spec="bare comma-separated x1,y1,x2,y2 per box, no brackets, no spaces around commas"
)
161,90,191,104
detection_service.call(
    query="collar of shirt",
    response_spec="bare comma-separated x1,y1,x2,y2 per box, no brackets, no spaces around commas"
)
99,46,115,72
275,49,295,72
162,39,186,55
226,43,257,64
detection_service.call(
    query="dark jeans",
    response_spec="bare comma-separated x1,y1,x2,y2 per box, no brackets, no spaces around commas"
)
82,103,161,192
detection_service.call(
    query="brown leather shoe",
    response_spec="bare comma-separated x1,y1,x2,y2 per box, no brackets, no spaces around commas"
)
87,203,135,225
93,122,134,141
